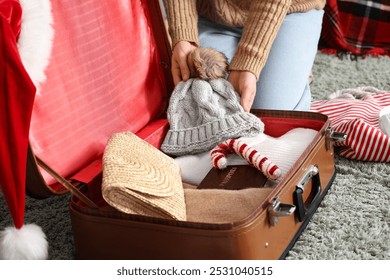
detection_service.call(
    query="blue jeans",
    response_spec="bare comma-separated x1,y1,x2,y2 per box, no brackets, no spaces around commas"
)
198,9,324,110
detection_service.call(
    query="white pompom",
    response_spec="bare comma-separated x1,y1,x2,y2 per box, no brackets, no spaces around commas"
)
0,224,48,260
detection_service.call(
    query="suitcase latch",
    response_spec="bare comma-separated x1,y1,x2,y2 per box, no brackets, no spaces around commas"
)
325,126,347,151
267,197,296,226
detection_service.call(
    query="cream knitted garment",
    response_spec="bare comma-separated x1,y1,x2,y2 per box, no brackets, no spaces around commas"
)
174,127,318,186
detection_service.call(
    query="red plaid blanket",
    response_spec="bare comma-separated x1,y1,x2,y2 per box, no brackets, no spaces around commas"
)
320,0,390,56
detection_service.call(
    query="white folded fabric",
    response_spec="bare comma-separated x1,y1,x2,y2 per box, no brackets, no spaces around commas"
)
379,105,390,136
174,128,317,185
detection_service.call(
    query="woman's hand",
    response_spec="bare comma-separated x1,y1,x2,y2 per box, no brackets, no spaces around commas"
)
171,41,197,85
228,70,257,112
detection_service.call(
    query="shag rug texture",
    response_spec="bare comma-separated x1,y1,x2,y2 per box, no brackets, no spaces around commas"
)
0,52,389,260
287,53,390,260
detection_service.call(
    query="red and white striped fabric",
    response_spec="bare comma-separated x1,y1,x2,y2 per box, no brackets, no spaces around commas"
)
310,88,390,161
210,138,282,180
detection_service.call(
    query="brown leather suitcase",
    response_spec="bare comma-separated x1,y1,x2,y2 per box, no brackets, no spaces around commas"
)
22,0,338,259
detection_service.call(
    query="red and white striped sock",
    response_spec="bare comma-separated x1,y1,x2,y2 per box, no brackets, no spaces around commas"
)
210,138,282,180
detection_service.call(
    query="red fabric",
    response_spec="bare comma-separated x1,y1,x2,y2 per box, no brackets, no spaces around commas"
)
28,0,168,186
334,118,390,161
0,0,21,38
320,0,390,56
0,1,36,228
311,90,390,161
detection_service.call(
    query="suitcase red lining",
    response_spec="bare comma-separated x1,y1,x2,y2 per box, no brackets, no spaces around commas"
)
22,0,331,230
15,0,335,259
70,116,327,209
27,0,170,188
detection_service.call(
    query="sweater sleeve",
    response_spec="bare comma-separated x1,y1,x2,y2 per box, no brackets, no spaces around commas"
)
163,0,199,48
229,0,292,79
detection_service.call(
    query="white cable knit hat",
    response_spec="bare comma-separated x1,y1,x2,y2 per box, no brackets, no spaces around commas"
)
161,78,264,156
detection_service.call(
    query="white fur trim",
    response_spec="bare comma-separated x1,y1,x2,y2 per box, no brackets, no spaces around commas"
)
0,224,48,260
17,0,54,95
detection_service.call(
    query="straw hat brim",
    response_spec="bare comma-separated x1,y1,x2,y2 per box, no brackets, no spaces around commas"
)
102,132,186,221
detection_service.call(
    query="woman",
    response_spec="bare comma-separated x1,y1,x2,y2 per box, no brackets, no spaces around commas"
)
163,0,325,111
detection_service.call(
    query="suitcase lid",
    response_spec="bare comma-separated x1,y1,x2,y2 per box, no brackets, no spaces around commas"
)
22,0,173,197
16,0,333,211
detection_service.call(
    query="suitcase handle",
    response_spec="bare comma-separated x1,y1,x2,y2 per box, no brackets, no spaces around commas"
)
293,165,322,222
35,156,99,208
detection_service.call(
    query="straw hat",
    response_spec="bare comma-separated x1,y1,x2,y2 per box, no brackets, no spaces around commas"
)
102,132,186,221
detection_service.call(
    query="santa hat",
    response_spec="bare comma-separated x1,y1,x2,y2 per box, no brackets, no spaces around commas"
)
0,0,53,259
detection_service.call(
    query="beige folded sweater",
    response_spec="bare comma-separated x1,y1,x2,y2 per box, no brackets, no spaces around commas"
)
185,187,273,224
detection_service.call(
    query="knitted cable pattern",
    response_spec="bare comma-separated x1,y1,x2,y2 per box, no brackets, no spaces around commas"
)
192,80,225,122
210,138,282,180
161,78,264,156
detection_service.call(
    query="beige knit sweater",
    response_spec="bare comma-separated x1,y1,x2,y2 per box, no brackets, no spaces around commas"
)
164,0,326,79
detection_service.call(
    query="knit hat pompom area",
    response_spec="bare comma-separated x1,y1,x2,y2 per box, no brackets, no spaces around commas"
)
161,78,264,156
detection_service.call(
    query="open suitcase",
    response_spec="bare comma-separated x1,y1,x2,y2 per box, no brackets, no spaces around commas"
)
17,0,338,259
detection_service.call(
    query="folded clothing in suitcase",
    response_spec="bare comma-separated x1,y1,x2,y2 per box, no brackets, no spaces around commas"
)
66,110,336,259
1,0,338,259
100,126,319,225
